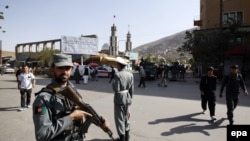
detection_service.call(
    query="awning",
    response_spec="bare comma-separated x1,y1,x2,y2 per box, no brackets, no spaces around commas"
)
225,46,247,56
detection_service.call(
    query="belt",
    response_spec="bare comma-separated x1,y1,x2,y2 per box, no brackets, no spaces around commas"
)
117,90,128,93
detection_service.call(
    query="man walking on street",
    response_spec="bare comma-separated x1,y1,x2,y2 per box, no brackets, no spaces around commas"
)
74,65,81,84
138,66,146,88
199,66,217,121
158,66,168,87
220,65,248,125
17,64,36,111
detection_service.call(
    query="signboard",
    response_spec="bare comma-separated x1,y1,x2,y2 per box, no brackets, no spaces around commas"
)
125,52,138,60
61,36,98,55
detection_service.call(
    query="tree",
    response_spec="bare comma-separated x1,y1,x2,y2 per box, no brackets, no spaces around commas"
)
182,29,228,68
38,47,60,67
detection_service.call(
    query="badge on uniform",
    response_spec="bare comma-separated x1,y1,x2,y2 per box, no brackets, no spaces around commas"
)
35,104,47,115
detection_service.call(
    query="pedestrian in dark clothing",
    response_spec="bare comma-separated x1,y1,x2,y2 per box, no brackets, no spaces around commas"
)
241,66,246,81
92,67,98,81
179,65,186,80
157,66,162,79
138,66,146,88
83,66,90,84
74,66,81,84
109,66,115,83
199,66,217,121
158,67,168,87
220,65,248,125
16,66,22,82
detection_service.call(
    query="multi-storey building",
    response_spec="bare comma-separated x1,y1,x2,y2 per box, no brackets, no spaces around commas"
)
194,0,250,77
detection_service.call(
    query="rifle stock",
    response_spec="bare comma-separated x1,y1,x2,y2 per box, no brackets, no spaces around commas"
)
60,85,115,140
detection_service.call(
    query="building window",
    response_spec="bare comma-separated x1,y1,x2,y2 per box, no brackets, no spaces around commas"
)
223,11,243,25
228,12,235,24
223,13,228,25
236,37,242,45
236,11,243,24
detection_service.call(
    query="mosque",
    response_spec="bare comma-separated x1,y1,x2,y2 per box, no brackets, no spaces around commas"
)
99,24,132,57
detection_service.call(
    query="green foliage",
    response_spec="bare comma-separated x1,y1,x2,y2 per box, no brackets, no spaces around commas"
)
181,19,250,73
38,47,60,67
182,29,231,67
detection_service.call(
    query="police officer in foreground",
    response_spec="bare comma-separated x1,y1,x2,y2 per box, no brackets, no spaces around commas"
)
220,64,248,125
33,54,110,141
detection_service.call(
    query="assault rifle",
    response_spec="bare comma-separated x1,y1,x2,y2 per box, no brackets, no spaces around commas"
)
60,85,115,140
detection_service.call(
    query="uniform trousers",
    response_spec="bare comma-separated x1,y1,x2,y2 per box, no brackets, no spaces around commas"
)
226,94,239,122
20,88,32,107
201,94,216,117
114,104,130,136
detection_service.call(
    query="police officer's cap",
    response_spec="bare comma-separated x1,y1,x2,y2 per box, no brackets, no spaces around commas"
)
53,54,73,67
116,57,128,65
207,66,214,71
230,64,238,69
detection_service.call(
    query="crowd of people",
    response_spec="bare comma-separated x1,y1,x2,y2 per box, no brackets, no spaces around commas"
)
13,53,249,140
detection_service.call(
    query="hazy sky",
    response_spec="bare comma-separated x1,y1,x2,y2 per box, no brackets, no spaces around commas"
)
0,0,199,52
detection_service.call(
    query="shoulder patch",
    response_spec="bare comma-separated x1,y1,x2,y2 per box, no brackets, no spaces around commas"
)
35,104,47,115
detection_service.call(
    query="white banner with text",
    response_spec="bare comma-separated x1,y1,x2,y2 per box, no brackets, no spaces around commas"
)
61,36,98,55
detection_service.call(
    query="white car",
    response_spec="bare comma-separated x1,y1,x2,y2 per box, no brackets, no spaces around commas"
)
4,67,15,74
96,66,112,77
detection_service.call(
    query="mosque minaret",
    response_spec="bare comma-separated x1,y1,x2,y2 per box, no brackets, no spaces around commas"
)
109,24,117,56
125,31,132,52
109,23,132,56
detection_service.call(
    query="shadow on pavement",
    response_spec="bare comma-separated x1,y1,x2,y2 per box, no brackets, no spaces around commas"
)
86,139,113,141
0,106,20,112
0,87,17,90
161,118,227,136
148,112,209,124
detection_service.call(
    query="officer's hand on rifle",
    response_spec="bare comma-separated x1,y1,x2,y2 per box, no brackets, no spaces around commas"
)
99,117,110,132
70,109,92,121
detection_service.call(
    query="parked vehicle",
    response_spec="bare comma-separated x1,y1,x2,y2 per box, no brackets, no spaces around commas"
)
96,65,112,77
3,67,15,74
141,62,158,80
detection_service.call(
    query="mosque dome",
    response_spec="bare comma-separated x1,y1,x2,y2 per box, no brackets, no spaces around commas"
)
101,43,110,51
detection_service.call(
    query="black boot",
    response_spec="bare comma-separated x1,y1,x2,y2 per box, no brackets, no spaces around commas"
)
125,131,130,141
116,134,125,141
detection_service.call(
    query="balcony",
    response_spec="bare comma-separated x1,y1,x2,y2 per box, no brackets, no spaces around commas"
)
194,20,202,26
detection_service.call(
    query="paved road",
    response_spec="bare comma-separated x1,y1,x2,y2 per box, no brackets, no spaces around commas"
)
0,72,249,141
